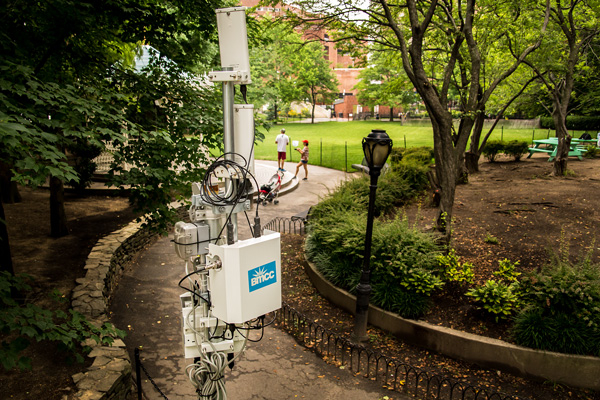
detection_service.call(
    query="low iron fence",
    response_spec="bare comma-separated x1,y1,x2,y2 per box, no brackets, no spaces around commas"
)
275,303,527,400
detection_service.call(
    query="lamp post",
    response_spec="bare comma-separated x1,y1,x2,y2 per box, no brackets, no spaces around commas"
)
353,129,393,342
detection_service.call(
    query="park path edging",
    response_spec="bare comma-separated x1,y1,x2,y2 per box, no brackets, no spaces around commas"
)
68,218,159,400
304,256,600,391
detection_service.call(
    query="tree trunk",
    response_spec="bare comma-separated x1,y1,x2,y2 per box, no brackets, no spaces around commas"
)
389,107,394,122
311,90,316,124
0,192,14,275
50,176,69,237
552,107,570,176
465,151,479,174
465,111,486,173
431,114,459,245
0,161,22,204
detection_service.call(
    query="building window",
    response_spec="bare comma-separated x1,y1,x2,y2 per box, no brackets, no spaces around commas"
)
324,34,329,41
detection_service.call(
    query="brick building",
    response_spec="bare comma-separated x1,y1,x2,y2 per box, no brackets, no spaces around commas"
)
240,0,367,119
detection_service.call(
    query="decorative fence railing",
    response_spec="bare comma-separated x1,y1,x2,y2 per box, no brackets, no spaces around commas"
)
262,216,306,235
275,303,528,400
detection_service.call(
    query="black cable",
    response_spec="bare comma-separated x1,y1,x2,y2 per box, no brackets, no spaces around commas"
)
240,84,248,104
178,269,211,306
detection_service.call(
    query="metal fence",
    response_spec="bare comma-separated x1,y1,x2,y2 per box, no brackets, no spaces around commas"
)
275,303,527,400
262,216,306,235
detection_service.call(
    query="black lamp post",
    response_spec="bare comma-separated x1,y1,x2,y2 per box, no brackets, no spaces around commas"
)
353,129,393,342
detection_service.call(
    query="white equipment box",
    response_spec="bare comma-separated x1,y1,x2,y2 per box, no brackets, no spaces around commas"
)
207,230,281,323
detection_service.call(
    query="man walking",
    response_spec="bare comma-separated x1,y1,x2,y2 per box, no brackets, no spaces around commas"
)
275,128,289,171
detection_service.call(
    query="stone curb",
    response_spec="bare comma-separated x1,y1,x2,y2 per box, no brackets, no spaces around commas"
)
304,256,600,391
68,217,159,400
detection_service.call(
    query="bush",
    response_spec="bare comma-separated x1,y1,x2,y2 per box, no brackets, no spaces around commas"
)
503,140,529,161
512,258,600,356
0,272,125,371
482,140,504,162
540,115,600,130
482,140,529,162
310,161,428,220
395,146,435,165
306,210,441,319
583,145,599,158
466,280,522,322
436,249,474,295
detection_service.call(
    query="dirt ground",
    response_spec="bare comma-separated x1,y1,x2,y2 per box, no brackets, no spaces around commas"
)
1,154,600,399
1,188,137,400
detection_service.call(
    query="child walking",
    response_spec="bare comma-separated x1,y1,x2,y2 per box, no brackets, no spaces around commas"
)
294,140,309,180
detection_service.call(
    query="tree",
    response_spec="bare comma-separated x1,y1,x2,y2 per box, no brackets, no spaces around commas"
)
287,41,339,124
248,17,305,122
522,0,600,176
280,0,548,242
354,49,420,122
0,0,225,270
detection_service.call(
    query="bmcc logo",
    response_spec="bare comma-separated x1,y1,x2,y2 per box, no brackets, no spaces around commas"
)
248,261,277,292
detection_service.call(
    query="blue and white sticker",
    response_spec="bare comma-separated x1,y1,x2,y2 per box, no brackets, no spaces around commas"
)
248,261,277,292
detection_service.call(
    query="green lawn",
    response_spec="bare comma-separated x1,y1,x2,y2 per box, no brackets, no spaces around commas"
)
253,120,560,171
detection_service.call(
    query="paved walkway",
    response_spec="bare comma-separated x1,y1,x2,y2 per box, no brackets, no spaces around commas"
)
109,160,405,400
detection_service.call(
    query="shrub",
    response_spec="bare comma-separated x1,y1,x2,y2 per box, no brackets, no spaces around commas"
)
436,249,474,295
306,210,441,319
540,115,600,130
396,146,435,165
310,161,428,220
482,140,504,162
512,258,600,356
0,272,125,371
503,140,529,161
583,145,599,158
466,280,522,322
482,140,529,162
493,259,521,282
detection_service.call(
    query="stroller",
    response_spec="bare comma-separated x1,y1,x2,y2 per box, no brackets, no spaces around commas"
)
257,172,282,205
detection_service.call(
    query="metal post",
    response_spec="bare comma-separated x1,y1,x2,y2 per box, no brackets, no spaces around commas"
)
353,172,379,341
345,142,347,172
135,348,142,400
222,68,235,161
501,125,504,141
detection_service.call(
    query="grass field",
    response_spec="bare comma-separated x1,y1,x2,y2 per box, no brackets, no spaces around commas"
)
253,120,561,171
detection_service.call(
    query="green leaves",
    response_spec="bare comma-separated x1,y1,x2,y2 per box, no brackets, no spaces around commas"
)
0,272,126,371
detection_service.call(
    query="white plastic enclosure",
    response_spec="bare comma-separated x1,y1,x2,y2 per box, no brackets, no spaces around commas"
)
207,230,281,323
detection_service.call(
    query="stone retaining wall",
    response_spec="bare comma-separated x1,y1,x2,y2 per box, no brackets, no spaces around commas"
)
304,258,600,392
69,219,158,400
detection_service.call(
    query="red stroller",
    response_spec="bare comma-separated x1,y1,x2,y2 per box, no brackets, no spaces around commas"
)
257,172,282,205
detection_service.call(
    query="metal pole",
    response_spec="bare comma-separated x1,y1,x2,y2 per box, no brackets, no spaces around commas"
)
320,139,322,166
353,172,379,341
135,348,142,400
222,68,235,161
345,142,347,172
